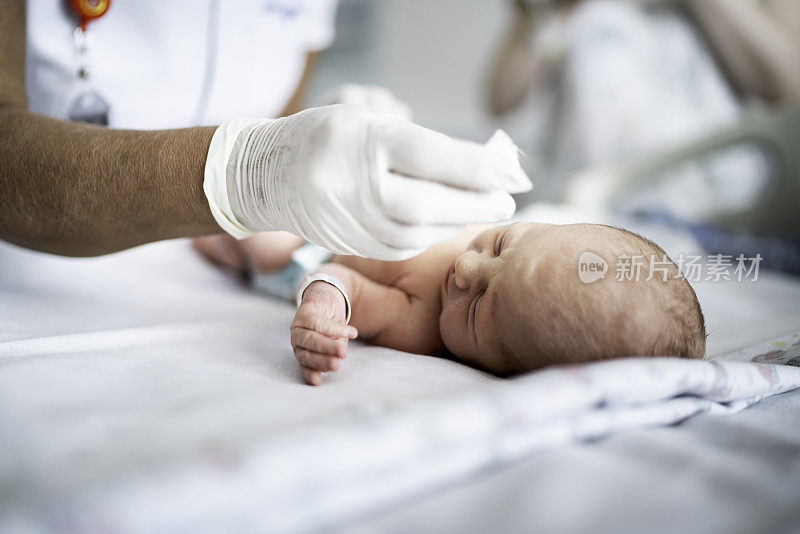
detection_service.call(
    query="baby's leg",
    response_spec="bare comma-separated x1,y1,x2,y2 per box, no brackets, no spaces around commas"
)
192,234,248,271
192,231,305,274
240,231,305,273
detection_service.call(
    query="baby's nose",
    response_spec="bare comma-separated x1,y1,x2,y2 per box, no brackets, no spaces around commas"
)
454,251,479,290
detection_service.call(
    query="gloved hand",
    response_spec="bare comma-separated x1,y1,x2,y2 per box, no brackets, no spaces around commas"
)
319,83,413,121
203,104,531,260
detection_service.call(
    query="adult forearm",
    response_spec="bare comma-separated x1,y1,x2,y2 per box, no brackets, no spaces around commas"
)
0,108,219,256
683,0,800,104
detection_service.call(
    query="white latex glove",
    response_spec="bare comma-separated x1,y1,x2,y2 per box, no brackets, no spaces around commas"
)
320,83,413,121
204,104,531,260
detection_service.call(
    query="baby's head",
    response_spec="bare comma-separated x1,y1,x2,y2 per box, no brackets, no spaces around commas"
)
439,223,705,376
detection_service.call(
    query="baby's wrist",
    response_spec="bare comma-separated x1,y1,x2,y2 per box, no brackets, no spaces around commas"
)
304,282,347,322
296,275,351,324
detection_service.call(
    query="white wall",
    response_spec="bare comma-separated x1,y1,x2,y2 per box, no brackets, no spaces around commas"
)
310,0,514,142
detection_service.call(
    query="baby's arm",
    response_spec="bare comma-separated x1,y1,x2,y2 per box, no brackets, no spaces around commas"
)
193,231,305,273
291,263,442,385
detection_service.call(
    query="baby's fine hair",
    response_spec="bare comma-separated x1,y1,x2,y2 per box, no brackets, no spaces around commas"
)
608,225,706,359
498,223,707,375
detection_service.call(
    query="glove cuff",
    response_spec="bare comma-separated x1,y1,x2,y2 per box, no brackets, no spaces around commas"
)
203,117,274,239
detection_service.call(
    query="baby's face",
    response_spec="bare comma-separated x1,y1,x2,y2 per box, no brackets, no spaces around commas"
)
439,222,606,375
439,222,551,373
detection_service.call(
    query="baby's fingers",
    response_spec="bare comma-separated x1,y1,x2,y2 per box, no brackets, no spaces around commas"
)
291,326,349,357
294,306,358,339
294,348,342,372
301,366,323,386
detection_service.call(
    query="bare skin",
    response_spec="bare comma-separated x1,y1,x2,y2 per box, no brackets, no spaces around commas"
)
0,0,316,256
288,224,599,384
196,222,699,386
486,1,577,116
488,0,800,116
681,0,800,105
197,219,708,385
194,228,477,384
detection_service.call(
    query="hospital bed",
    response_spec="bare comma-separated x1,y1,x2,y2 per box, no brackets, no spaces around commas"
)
565,103,800,236
1,204,799,533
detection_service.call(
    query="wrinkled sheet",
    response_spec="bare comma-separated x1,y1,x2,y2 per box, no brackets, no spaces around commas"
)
1,226,799,532
344,384,800,534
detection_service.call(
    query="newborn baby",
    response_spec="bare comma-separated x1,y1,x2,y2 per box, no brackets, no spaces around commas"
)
194,222,706,385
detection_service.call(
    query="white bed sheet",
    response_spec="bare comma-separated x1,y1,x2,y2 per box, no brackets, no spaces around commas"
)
0,239,499,533
343,386,800,534
1,224,799,532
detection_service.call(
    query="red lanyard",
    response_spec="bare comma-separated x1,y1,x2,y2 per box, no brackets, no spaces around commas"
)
70,0,111,31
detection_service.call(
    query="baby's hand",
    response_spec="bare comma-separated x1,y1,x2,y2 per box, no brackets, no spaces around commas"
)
290,281,358,386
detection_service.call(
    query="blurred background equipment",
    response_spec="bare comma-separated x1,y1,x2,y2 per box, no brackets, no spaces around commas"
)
481,0,800,271
486,0,800,198
565,104,800,235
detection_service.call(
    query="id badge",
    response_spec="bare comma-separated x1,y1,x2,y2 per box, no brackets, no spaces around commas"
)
67,26,110,126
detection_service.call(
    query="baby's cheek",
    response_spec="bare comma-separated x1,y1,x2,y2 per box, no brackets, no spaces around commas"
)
439,306,496,373
438,306,464,356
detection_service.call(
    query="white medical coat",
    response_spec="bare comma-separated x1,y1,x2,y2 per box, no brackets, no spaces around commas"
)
25,0,337,129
